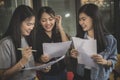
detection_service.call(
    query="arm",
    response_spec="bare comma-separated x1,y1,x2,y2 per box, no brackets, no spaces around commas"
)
105,35,117,68
92,35,117,68
55,15,69,42
0,40,33,80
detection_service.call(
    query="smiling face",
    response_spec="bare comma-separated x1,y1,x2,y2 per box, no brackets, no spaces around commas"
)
40,12,55,32
79,12,93,32
21,16,35,36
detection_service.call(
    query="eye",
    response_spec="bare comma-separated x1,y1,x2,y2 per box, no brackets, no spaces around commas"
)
82,18,86,21
49,17,54,21
27,23,34,26
41,19,46,22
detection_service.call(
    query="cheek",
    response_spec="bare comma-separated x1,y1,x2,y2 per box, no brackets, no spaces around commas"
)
51,19,55,24
40,22,45,27
88,21,93,28
21,26,25,33
79,21,82,25
21,28,25,36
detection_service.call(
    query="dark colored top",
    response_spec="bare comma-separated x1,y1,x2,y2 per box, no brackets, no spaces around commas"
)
35,27,66,75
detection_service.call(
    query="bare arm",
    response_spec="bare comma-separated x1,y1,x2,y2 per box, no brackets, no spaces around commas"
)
55,15,69,42
1,47,33,80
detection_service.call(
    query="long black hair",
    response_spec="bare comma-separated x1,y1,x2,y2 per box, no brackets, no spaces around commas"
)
2,5,36,62
37,6,57,31
35,6,62,62
76,3,110,53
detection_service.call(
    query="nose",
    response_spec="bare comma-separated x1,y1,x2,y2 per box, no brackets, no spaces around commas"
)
30,25,34,30
46,20,50,24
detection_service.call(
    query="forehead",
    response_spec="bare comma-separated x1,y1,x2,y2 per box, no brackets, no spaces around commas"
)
24,16,35,22
41,12,54,18
79,12,88,18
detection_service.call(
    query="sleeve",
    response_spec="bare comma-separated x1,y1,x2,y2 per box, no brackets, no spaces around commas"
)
0,39,14,69
101,35,117,71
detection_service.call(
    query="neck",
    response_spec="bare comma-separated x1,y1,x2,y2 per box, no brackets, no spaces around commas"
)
45,31,52,38
87,30,94,38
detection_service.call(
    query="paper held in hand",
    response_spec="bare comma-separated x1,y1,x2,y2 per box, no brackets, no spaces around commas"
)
72,37,97,68
22,55,65,70
43,41,72,58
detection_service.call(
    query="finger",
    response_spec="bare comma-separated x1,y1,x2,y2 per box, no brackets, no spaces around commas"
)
71,49,77,53
96,62,103,64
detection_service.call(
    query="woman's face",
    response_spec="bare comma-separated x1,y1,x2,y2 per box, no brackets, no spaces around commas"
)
79,12,93,32
40,12,55,32
21,16,35,36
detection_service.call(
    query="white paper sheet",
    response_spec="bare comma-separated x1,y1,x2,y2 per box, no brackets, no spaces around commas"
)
72,37,97,68
22,55,65,70
43,41,72,58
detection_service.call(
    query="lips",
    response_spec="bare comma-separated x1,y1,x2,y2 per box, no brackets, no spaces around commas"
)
26,30,31,34
81,25,86,29
46,26,51,29
44,24,53,30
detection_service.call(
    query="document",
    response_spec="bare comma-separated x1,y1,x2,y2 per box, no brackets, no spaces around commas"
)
72,37,97,68
22,55,65,70
43,41,72,58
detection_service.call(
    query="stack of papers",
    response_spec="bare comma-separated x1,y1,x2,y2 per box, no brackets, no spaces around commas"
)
72,37,97,68
22,55,65,70
43,41,72,58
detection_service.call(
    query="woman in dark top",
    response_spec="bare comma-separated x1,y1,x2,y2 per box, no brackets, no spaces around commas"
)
34,6,69,80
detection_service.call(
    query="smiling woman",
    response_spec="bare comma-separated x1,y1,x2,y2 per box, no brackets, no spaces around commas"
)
34,6,69,80
21,16,35,36
69,3,117,80
0,5,37,80
41,0,76,36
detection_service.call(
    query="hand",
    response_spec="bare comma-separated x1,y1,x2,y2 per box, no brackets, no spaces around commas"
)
41,54,50,63
70,49,78,58
91,54,107,65
20,47,33,66
55,15,63,30
21,47,33,62
42,66,51,73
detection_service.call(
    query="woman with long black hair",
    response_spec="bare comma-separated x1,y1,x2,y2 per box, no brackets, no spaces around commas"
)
34,6,69,80
70,3,117,80
0,5,36,80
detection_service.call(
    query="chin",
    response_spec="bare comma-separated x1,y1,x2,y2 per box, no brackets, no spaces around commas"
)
46,29,52,32
83,30,87,31
25,34,30,36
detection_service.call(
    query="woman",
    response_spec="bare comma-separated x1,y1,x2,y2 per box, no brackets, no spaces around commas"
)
34,6,69,80
70,3,117,80
0,5,36,80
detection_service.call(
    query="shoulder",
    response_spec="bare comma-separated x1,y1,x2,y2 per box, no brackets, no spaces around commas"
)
0,36,13,47
105,35,117,42
105,34,117,46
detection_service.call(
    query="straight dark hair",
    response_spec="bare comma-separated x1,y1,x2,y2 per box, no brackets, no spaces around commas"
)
76,3,110,53
37,6,57,32
34,7,62,62
2,5,36,62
